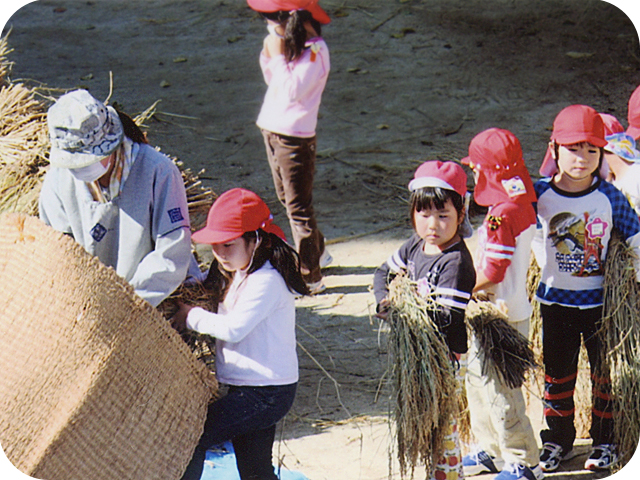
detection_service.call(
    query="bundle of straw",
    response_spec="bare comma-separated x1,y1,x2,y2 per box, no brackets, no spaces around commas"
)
387,275,459,477
0,31,13,83
465,300,538,390
0,73,49,216
602,231,640,469
157,280,217,372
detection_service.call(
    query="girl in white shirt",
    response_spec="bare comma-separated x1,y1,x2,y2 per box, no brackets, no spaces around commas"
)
172,188,309,480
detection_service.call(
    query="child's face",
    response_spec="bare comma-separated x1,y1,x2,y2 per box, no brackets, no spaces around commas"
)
211,236,256,272
413,199,463,253
553,142,600,182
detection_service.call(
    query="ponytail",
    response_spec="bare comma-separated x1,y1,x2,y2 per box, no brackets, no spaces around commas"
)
261,10,322,63
243,230,310,296
115,109,148,144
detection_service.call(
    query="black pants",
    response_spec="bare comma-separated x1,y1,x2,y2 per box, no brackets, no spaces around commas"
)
181,383,297,480
539,304,613,453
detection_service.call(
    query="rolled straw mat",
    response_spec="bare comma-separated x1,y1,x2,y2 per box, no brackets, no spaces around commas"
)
0,213,216,480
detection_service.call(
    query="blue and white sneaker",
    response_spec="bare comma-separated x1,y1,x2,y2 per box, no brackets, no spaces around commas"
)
494,463,539,480
584,444,617,471
539,442,577,472
462,450,503,476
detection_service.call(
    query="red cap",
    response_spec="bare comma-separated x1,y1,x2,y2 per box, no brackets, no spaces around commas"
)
247,0,331,24
627,85,640,140
540,105,607,177
599,113,624,136
408,160,467,198
462,128,536,206
192,188,286,244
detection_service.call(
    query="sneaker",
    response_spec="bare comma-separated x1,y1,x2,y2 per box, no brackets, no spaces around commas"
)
462,450,503,476
319,249,333,268
539,442,576,472
584,444,617,471
306,279,326,295
494,463,538,480
531,464,545,480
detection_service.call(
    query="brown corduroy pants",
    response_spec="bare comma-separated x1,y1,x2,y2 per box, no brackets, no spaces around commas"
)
261,129,324,283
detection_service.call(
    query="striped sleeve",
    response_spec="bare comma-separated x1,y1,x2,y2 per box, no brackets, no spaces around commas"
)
433,286,472,311
481,203,536,284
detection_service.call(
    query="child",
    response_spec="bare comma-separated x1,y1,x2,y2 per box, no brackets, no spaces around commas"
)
373,160,476,480
626,84,640,140
460,128,542,480
171,188,309,480
247,0,332,293
534,105,640,472
599,124,640,217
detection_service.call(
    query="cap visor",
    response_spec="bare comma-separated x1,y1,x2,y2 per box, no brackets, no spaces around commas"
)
309,4,331,24
191,228,242,245
48,146,105,169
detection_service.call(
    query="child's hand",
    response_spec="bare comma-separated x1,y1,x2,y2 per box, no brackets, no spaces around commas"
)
170,301,193,333
375,298,391,321
263,34,284,58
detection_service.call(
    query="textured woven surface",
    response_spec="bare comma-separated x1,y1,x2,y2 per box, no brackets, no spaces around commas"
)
0,213,216,480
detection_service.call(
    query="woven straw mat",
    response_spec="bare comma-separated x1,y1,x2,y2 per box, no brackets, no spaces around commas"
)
0,213,217,480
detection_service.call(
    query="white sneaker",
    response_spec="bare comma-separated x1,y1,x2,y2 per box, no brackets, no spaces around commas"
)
306,279,326,295
584,444,617,471
319,249,333,268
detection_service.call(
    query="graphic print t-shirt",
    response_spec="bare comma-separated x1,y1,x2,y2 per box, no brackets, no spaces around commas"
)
534,177,640,308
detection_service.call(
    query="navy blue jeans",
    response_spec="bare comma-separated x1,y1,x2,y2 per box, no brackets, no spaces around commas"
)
181,383,297,480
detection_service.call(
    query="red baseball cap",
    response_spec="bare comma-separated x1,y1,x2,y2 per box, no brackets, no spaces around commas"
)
539,105,607,177
627,85,640,140
599,113,624,136
247,0,331,24
192,188,286,244
408,160,467,198
462,128,536,206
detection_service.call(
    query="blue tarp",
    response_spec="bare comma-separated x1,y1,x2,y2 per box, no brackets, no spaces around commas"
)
200,443,309,480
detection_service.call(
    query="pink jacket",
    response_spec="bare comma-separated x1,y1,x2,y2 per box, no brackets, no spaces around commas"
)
256,37,330,138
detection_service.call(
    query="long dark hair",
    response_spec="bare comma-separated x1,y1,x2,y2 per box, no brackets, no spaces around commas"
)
409,187,465,230
115,110,148,144
261,10,322,63
202,229,310,309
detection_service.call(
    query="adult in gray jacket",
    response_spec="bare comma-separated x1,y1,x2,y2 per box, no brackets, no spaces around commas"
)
39,89,195,307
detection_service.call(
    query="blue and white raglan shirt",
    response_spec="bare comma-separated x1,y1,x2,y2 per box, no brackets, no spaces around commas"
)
534,177,640,308
373,234,476,353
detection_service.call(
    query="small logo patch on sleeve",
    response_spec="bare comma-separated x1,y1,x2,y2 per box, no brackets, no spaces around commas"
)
168,207,184,223
487,215,503,231
90,223,107,242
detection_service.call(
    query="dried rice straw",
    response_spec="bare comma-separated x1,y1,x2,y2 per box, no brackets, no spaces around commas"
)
157,279,217,373
465,300,538,390
387,275,459,478
602,230,640,469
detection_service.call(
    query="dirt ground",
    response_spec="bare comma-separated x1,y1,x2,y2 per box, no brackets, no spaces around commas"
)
2,0,640,479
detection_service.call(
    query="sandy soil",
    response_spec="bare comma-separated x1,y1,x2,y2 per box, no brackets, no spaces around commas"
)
2,1,640,479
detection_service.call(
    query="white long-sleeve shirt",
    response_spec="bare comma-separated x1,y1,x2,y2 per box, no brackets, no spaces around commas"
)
186,261,299,386
256,37,329,138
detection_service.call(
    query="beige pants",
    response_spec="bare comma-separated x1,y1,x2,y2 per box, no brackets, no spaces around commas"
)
465,319,539,467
